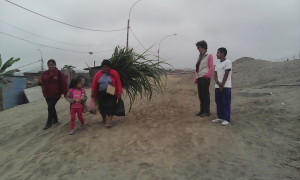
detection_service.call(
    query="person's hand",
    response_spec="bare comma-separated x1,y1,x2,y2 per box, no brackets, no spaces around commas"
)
117,93,122,99
38,78,42,85
219,87,224,92
75,99,80,103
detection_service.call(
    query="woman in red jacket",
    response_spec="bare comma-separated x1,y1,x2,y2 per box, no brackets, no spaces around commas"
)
38,59,68,130
91,60,122,128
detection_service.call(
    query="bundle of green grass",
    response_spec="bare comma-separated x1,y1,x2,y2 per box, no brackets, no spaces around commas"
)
109,47,167,110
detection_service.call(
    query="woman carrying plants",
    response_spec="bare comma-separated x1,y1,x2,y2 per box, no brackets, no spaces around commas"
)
91,60,122,128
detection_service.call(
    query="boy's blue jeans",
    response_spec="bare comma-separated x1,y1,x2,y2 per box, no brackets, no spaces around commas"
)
215,88,231,122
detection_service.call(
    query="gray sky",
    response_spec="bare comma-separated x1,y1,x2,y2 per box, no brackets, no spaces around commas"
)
0,0,299,72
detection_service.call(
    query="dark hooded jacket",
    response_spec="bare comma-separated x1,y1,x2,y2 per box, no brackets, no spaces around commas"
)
39,68,68,98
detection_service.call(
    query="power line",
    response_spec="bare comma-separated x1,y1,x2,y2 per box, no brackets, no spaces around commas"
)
15,60,40,70
73,33,126,65
4,0,127,32
129,28,147,50
118,30,126,47
19,65,41,72
0,31,114,54
130,28,156,53
0,19,105,47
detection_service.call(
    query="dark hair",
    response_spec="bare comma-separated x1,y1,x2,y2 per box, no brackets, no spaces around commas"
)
218,47,227,56
196,40,208,50
47,59,56,65
101,59,111,67
69,78,82,89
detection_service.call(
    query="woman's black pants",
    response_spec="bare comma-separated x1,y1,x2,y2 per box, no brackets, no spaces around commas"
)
45,98,60,126
197,77,211,114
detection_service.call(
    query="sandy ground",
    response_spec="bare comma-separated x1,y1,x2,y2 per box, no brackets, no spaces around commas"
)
0,58,299,180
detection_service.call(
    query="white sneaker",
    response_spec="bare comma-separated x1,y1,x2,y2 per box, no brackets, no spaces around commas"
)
212,119,223,123
221,121,230,126
69,129,76,135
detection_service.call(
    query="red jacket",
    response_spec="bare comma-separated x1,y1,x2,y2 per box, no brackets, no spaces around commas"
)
40,68,68,98
91,69,122,98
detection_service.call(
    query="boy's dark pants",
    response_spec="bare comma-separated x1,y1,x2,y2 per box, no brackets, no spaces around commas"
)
215,88,231,121
45,98,60,126
197,77,211,114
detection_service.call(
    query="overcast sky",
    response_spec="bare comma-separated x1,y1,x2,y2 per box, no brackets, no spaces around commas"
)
0,0,299,72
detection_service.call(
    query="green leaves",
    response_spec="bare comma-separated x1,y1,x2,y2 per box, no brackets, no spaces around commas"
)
109,47,167,111
62,65,76,70
0,55,20,73
0,54,21,87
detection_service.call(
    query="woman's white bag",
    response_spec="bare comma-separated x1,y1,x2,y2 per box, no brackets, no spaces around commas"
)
106,85,116,95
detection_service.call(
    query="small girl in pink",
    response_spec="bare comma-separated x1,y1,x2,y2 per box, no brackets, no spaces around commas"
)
65,78,87,135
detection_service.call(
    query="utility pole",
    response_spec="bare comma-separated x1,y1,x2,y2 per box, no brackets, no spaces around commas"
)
158,34,177,62
126,19,130,49
37,49,44,71
126,0,143,49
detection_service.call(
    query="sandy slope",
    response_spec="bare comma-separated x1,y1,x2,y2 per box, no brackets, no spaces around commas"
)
0,59,299,180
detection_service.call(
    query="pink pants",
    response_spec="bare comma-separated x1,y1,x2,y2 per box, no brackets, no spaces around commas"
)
70,108,84,130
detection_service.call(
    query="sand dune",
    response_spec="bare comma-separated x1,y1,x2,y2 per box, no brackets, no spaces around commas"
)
0,58,299,180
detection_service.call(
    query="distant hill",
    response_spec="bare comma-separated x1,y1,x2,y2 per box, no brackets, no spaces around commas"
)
232,57,300,88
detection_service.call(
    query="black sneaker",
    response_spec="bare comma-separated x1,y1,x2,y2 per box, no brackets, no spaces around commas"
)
199,112,211,117
43,125,52,130
195,112,203,116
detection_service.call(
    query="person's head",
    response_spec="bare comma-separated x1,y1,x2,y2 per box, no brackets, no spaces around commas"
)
196,40,207,54
216,47,227,60
101,59,111,73
47,59,56,71
69,78,82,89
